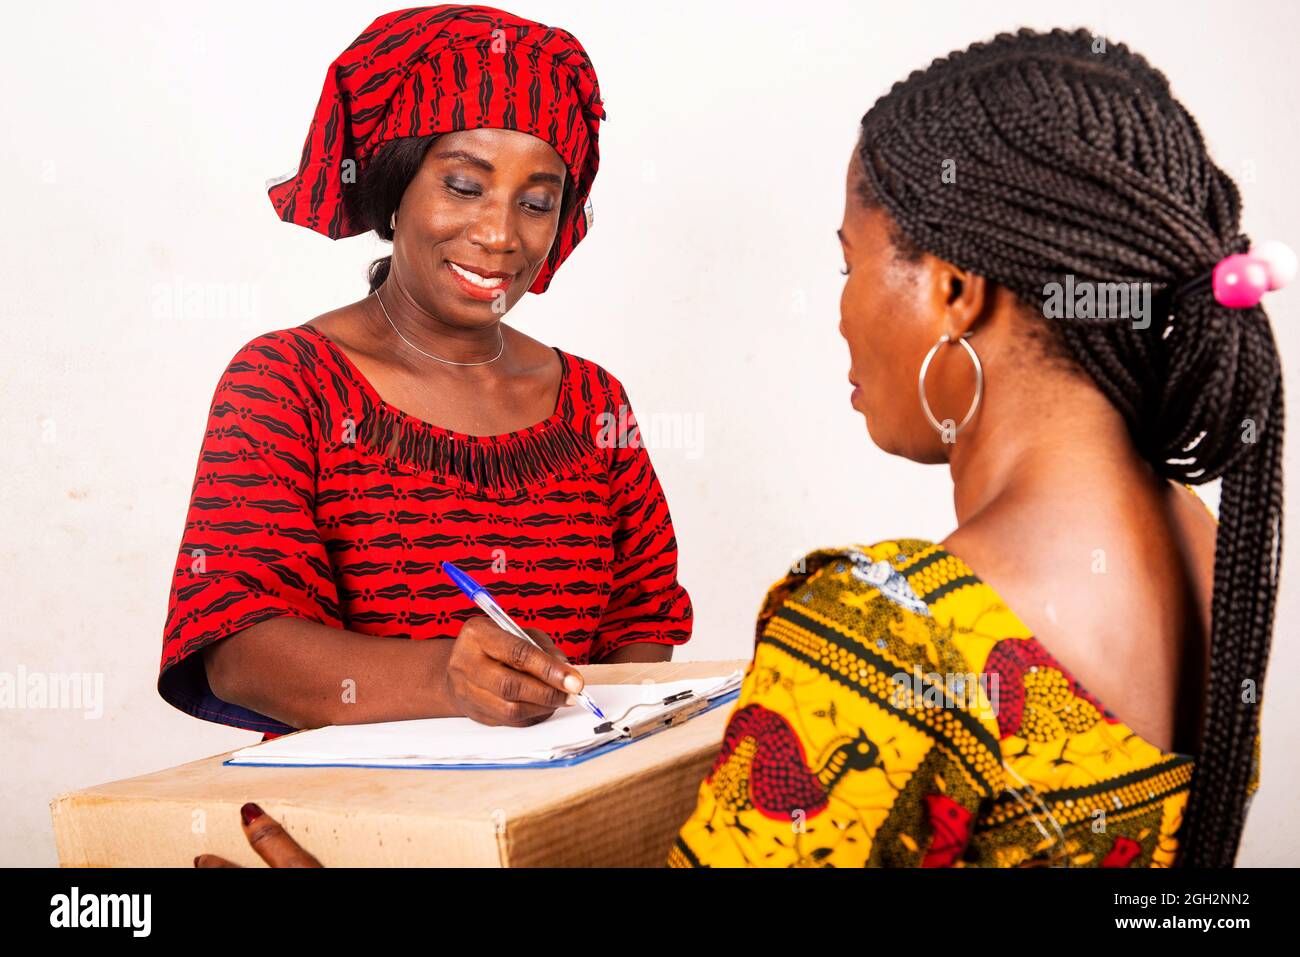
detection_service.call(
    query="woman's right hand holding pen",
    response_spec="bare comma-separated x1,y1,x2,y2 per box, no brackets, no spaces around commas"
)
444,617,586,727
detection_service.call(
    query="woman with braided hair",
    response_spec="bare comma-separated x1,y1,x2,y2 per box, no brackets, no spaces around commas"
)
671,28,1290,868
191,25,1291,872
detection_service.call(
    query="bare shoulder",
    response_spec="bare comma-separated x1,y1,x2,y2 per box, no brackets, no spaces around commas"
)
1168,482,1218,540
939,511,1026,591
1165,481,1217,598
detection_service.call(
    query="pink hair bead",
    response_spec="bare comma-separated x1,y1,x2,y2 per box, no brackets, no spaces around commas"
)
1253,240,1297,291
1213,253,1270,308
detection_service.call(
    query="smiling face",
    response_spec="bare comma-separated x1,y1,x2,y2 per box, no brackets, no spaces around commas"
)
838,147,984,464
390,127,568,327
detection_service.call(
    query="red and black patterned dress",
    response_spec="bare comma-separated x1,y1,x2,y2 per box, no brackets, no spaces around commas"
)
158,326,693,735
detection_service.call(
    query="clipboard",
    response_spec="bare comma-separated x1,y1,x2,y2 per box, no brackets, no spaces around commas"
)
595,688,711,737
475,686,740,770
222,681,742,771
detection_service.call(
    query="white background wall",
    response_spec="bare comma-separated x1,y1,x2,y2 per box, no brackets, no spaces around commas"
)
3,0,1298,866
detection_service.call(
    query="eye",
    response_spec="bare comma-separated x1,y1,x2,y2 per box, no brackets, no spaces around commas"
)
520,196,555,214
840,265,850,276
444,177,481,198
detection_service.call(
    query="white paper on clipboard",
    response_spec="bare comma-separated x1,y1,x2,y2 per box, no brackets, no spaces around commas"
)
227,670,744,768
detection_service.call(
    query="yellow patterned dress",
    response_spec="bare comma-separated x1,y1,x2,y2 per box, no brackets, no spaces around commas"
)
669,539,1259,868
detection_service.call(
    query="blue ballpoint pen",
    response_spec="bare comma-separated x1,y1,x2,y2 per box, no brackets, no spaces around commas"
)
441,561,605,720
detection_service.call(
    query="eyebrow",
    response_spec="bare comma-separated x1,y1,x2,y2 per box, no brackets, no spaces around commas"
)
837,228,849,245
434,149,564,186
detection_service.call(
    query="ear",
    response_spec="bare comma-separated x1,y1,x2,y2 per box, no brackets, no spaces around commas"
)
925,257,988,339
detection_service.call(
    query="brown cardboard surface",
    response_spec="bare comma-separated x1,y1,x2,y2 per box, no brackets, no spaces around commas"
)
50,659,746,867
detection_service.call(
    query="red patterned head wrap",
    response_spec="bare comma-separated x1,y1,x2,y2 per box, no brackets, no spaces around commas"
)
266,5,605,294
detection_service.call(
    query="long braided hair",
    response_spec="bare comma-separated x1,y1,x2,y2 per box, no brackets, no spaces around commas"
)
858,28,1282,866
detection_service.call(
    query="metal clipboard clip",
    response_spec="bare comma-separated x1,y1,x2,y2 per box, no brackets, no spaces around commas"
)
592,689,709,739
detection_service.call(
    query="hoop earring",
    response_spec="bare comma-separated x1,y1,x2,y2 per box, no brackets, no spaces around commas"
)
918,333,983,437
390,211,397,231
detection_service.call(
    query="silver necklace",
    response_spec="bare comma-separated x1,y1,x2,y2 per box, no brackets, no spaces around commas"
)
374,290,504,366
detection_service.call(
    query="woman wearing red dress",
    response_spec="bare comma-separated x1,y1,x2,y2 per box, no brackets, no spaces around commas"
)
158,6,692,737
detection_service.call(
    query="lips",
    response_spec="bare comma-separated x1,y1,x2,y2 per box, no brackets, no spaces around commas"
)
448,260,514,281
445,260,515,302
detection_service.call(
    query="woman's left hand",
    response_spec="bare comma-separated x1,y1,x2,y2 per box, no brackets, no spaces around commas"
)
194,803,323,868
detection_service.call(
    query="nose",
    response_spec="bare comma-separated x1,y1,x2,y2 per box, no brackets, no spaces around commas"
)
465,198,519,256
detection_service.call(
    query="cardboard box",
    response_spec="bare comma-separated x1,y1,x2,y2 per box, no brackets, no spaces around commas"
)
50,659,746,867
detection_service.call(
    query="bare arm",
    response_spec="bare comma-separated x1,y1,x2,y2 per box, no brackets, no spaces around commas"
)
202,615,586,730
202,618,458,730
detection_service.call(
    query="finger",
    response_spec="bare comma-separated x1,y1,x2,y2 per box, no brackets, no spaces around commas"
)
194,854,240,868
240,803,323,868
460,680,555,726
479,625,584,694
444,640,557,726
524,627,568,662
474,658,572,712
463,619,569,668
463,690,557,727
